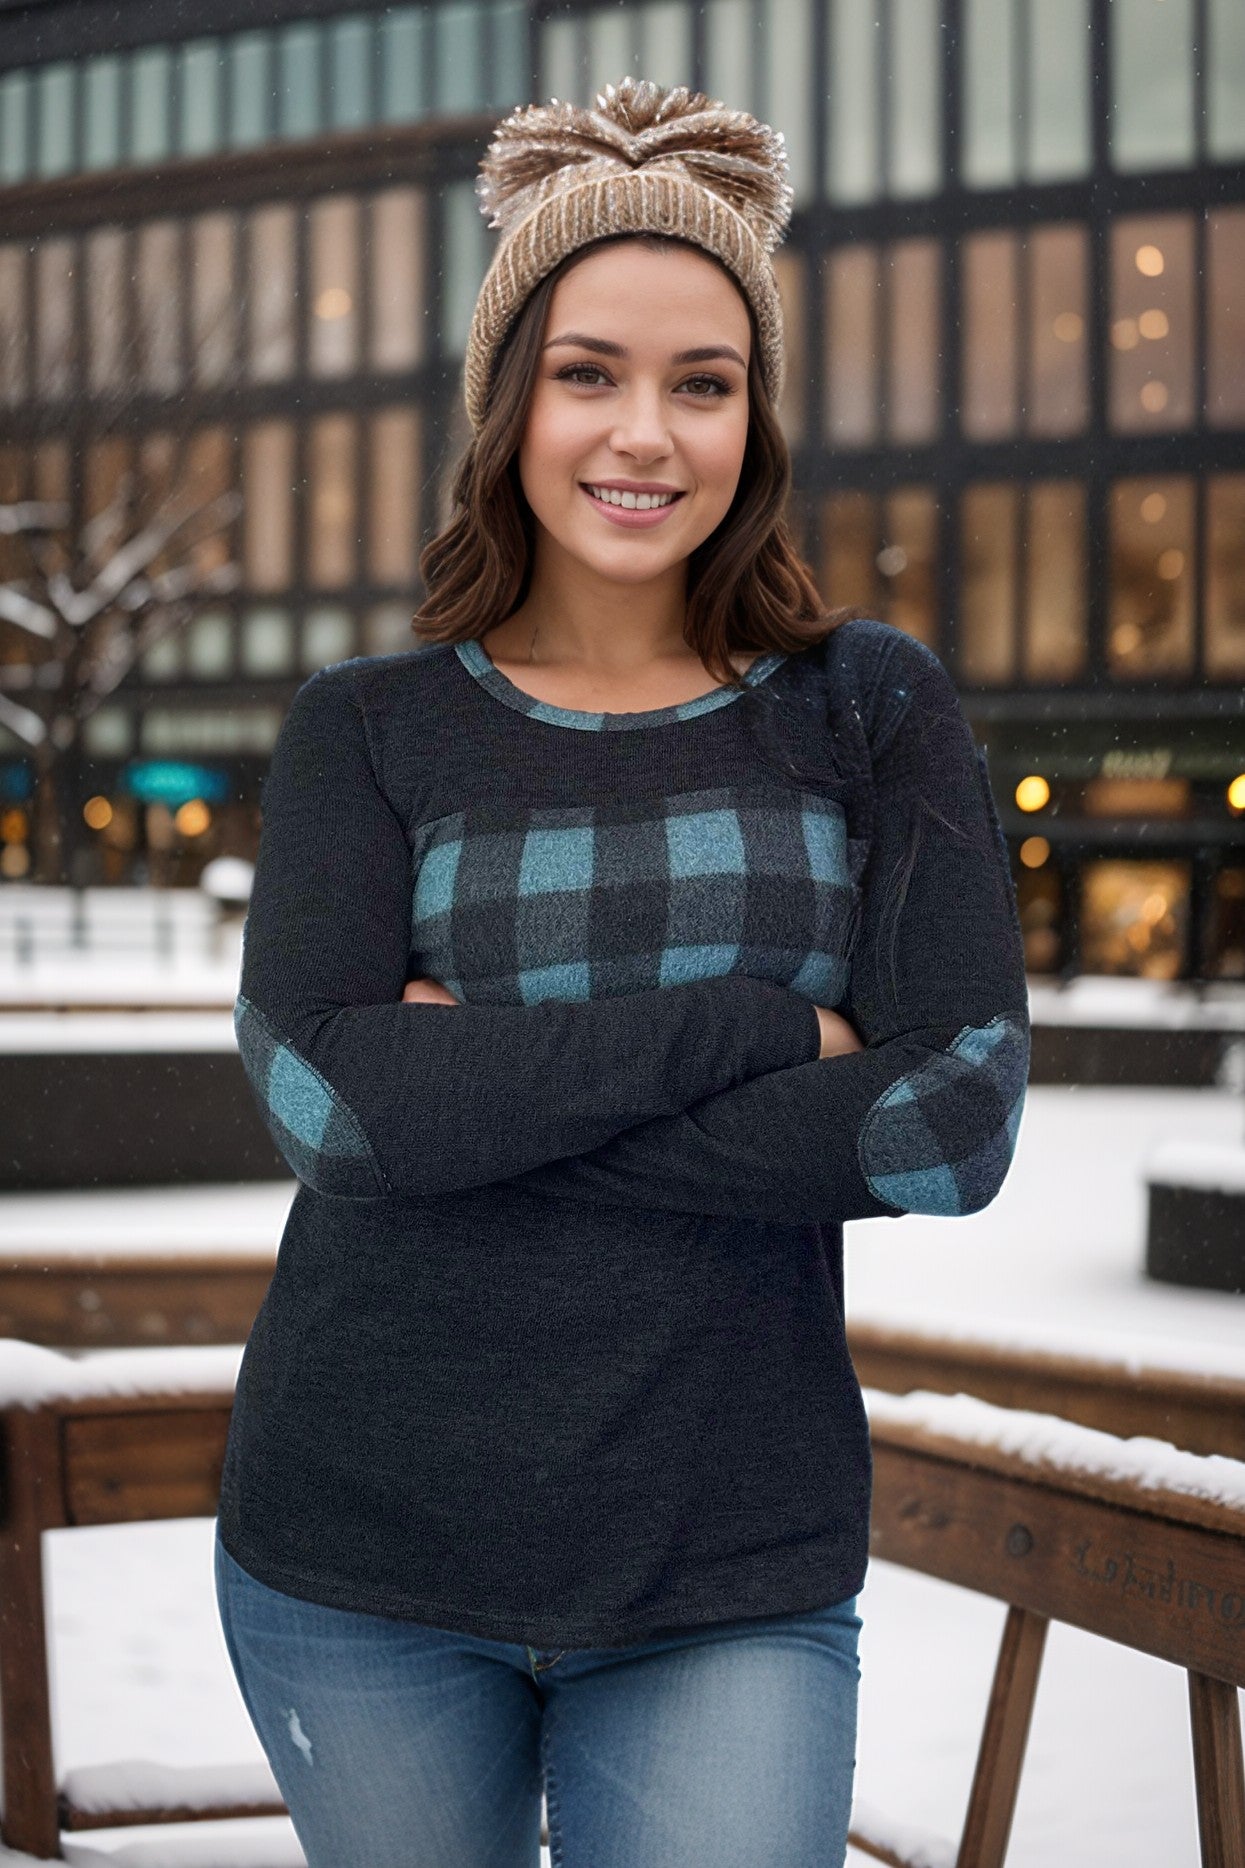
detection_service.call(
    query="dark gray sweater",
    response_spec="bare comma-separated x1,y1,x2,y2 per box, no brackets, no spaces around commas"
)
219,615,1030,1648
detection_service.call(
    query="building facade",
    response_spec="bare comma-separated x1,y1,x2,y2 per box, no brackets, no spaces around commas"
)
0,0,1242,978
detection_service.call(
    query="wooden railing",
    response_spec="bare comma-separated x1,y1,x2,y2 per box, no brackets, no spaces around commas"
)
1,1352,1242,1866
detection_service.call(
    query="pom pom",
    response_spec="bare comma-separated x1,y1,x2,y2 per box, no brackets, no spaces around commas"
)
475,75,793,254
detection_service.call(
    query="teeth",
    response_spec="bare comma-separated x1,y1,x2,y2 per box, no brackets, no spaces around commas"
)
588,486,677,510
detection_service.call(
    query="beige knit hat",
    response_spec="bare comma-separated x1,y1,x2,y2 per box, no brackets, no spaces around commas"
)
462,76,794,434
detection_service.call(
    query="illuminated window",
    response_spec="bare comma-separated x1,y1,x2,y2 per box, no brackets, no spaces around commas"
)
243,421,295,593
1206,476,1245,681
772,250,807,446
824,248,879,447
1108,477,1195,679
247,204,297,382
83,57,121,170
86,228,127,395
185,612,234,680
240,606,294,675
962,232,1018,439
35,239,77,401
1208,209,1245,427
435,3,488,113
1109,214,1194,432
379,10,429,123
329,16,373,130
822,239,943,449
763,0,814,202
961,484,1018,682
278,22,321,140
229,32,272,149
36,62,75,178
1025,482,1087,683
180,40,223,156
1111,0,1195,173
1079,859,1190,979
442,180,491,356
0,247,27,406
1016,863,1065,975
303,606,356,670
130,47,172,165
1,72,31,185
1204,868,1245,980
1209,0,1245,160
820,487,939,647
309,196,361,379
888,241,940,444
369,409,422,586
370,188,427,372
1028,225,1089,437
135,221,182,394
308,415,359,588
191,213,238,387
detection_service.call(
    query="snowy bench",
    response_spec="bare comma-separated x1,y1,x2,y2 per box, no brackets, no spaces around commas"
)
0,1344,1242,1868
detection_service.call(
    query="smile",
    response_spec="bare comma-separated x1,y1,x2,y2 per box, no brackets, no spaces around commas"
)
580,485,686,528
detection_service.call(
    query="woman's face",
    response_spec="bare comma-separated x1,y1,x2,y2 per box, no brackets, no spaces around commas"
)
516,241,753,589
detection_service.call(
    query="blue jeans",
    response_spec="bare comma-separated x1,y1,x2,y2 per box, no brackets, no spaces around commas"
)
214,1528,861,1867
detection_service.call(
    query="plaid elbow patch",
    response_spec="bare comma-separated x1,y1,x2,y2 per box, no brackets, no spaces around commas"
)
410,786,859,1007
233,993,387,1196
857,1013,1029,1215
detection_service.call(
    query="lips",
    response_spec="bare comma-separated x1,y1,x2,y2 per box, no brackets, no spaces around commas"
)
580,485,686,529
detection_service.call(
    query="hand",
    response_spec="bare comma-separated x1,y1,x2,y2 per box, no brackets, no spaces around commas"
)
402,976,460,1006
814,1004,864,1059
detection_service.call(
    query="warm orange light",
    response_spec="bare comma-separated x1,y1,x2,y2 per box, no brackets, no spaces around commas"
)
83,795,113,830
314,287,352,320
1110,318,1140,350
1052,312,1083,343
1140,381,1169,413
0,807,27,842
1138,308,1169,340
1140,493,1167,523
1019,836,1051,868
1227,774,1245,814
1015,775,1051,813
1135,244,1165,277
1157,548,1184,580
175,799,212,837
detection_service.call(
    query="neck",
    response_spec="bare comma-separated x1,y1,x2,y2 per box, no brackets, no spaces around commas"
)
513,541,696,672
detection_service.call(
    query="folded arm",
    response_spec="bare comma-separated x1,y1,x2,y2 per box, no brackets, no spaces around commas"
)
233,663,821,1200
504,633,1031,1225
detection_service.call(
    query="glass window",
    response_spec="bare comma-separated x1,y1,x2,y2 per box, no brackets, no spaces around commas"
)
241,606,294,675
1028,224,1088,436
143,706,283,753
587,11,639,99
243,421,296,593
641,2,694,91
34,239,77,400
82,708,132,757
180,40,223,156
135,221,182,395
961,231,1018,439
1206,476,1245,681
820,491,883,616
140,630,183,681
962,0,1016,187
36,63,75,177
890,0,941,197
435,3,485,112
0,246,29,406
247,204,297,382
825,0,879,202
492,1,529,106
824,246,879,447
882,487,939,648
379,8,428,122
1209,0,1245,160
443,179,490,356
705,0,753,121
1108,476,1195,678
86,227,127,395
329,15,373,129
130,47,172,164
83,57,122,171
761,0,812,202
370,187,427,370
185,611,235,680
309,196,360,378
887,239,940,444
1208,209,1245,427
771,250,806,445
184,428,235,578
366,602,417,655
960,483,1018,682
1109,213,1194,432
1028,0,1091,179
540,16,582,106
1025,481,1087,682
308,414,359,587
229,32,273,148
1204,867,1245,981
84,437,130,533
1,72,31,185
279,22,322,139
303,604,356,670
1112,0,1195,172
369,408,421,584
191,212,237,386
1079,858,1190,979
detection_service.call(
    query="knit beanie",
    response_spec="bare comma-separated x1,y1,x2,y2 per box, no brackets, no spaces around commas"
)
462,75,794,434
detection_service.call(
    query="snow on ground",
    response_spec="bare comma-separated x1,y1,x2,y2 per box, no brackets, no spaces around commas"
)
1,1083,1242,1864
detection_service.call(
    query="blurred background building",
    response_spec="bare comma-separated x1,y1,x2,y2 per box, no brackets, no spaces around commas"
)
0,0,1242,981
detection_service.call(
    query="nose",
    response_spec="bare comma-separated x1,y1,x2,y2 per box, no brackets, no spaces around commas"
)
609,383,675,464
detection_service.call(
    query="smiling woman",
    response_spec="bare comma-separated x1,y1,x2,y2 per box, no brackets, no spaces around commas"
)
220,76,1030,1868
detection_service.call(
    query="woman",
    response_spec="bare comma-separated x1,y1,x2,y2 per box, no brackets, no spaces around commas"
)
216,78,1030,1868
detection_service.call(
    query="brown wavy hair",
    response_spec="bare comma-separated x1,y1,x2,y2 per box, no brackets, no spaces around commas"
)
411,233,867,689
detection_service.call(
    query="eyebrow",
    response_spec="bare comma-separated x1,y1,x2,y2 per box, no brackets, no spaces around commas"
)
543,333,748,369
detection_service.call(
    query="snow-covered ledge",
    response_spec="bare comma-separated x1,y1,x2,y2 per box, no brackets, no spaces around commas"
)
1143,1136,1245,1296
0,1338,241,1409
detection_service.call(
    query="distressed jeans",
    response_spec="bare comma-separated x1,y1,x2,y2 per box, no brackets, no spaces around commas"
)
214,1526,862,1868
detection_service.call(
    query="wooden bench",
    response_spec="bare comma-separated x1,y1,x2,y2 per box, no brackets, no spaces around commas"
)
1,1351,1242,1866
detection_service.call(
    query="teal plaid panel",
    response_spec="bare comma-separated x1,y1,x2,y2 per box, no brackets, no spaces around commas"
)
857,1013,1029,1215
233,993,386,1196
410,786,857,1007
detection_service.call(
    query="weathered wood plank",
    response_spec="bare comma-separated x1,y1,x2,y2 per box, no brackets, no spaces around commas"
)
955,1606,1049,1868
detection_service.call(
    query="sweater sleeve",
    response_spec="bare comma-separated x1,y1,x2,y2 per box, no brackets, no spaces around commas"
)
233,661,821,1200
503,633,1031,1224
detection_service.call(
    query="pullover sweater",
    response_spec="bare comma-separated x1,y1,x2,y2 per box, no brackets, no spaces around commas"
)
219,615,1031,1649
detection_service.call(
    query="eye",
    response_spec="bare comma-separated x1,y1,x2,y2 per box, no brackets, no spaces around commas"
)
552,363,736,398
554,363,613,387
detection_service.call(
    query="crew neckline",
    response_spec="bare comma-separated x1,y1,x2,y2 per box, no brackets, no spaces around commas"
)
453,637,791,732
